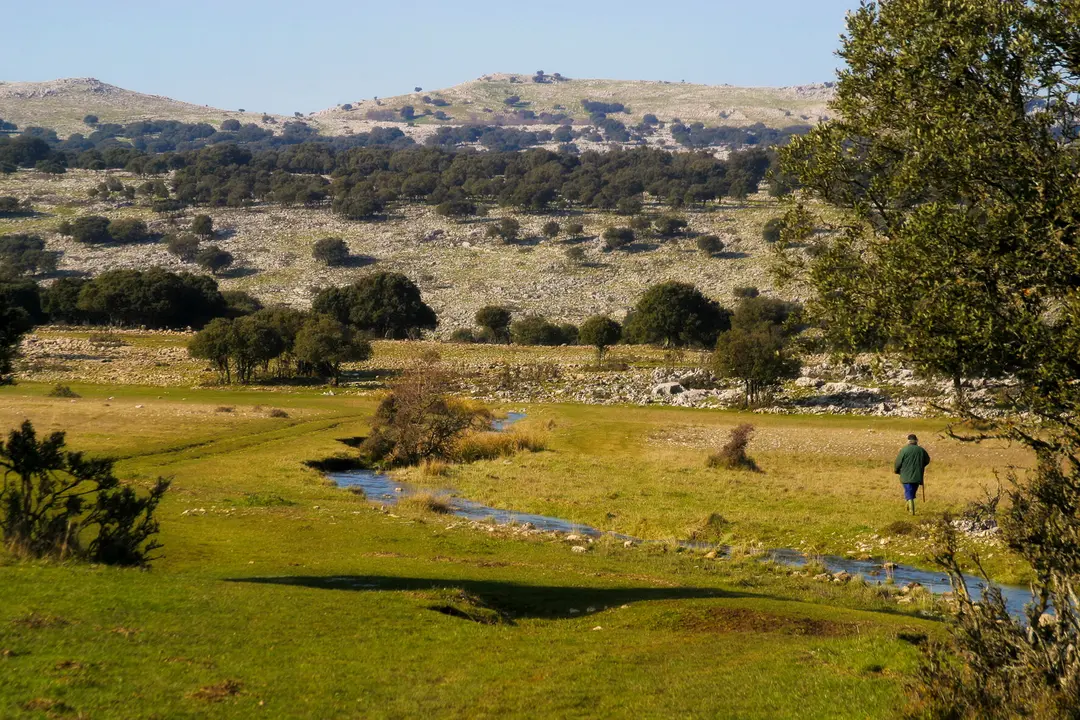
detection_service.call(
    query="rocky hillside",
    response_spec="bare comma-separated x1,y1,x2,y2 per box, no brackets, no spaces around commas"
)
0,78,284,137
311,73,835,134
1,74,833,140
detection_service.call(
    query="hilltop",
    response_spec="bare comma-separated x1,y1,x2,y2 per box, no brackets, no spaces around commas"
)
0,78,283,137
312,72,835,134
0,74,833,141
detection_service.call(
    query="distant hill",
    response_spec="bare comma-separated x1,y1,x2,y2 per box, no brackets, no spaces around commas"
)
0,74,834,142
0,78,283,137
311,73,835,134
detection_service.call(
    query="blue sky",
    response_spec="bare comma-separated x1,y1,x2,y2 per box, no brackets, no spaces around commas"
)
8,0,858,115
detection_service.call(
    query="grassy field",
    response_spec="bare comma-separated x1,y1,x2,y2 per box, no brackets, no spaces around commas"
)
0,371,1025,718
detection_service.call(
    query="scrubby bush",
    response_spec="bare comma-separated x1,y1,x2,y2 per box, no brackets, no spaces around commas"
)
653,215,688,237
64,215,112,244
0,234,58,276
453,428,547,463
435,200,477,218
565,221,585,237
47,384,79,398
475,305,512,344
564,246,586,264
602,227,635,251
166,233,200,261
449,328,479,343
0,420,170,565
712,296,802,404
696,235,724,255
708,424,759,471
221,119,241,132
107,218,150,244
630,215,652,232
312,237,350,266
191,214,214,238
510,315,575,346
196,246,233,275
360,369,490,468
485,217,521,243
762,217,784,243
541,220,560,239
616,196,643,216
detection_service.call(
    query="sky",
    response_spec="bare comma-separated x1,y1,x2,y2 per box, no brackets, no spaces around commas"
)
6,0,859,115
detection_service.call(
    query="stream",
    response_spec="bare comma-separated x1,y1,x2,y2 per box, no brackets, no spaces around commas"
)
327,411,1034,618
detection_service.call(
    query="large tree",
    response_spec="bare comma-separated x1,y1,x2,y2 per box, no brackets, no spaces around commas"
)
779,1,1080,715
624,281,730,348
312,272,437,339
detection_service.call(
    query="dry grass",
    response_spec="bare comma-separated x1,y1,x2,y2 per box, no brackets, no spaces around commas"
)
453,428,547,463
398,492,453,515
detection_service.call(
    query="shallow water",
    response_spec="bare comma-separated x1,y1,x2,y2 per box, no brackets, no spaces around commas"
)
328,410,1034,618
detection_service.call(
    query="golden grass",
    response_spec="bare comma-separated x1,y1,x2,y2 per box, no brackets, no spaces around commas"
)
452,427,548,463
398,492,453,515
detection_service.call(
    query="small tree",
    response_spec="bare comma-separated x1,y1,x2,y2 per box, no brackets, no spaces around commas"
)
475,305,512,344
312,237,350,266
83,114,99,125
400,105,416,121
196,246,233,275
541,220,560,239
166,233,200,262
435,200,477,219
485,218,520,243
565,221,585,237
188,317,236,382
65,216,112,244
762,217,784,243
653,216,688,237
0,421,170,565
579,315,622,365
293,315,371,384
107,218,149,244
624,281,731,348
696,235,724,255
602,227,635,251
191,214,214,238
712,299,801,405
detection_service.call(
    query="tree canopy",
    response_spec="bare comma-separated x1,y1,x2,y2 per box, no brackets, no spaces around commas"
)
624,282,730,348
312,272,437,339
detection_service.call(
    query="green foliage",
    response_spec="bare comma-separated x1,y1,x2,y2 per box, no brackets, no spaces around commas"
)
510,315,575,346
0,292,32,384
196,245,233,275
435,200,477,218
541,220,560,239
312,237,350,267
0,420,169,565
64,215,112,244
0,234,58,277
311,272,437,339
625,281,730,348
292,314,371,384
165,233,200,261
191,214,214,238
778,2,1080,715
696,234,724,255
579,315,622,363
486,218,521,243
107,218,150,244
73,268,227,328
712,297,801,405
762,217,784,244
602,226,635,251
652,215,688,237
565,222,585,237
616,196,643,216
475,305,512,344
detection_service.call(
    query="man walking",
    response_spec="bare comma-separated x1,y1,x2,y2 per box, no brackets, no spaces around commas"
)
894,434,930,514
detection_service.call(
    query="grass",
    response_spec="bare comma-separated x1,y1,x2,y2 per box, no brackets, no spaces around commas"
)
0,380,964,718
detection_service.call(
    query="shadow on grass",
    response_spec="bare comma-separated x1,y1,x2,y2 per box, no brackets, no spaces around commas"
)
228,574,749,620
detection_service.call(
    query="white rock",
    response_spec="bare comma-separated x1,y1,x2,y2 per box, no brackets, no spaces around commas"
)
571,545,588,553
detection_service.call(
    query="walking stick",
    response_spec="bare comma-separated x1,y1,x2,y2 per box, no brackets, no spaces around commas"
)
922,483,926,502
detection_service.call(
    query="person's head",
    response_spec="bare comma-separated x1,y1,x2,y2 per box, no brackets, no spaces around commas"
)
907,434,918,445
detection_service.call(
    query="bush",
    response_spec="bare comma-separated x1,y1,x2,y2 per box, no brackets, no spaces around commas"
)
696,235,724,255
312,272,437,339
564,246,586,264
763,217,784,243
485,217,520,243
47,384,79,398
449,328,479,343
653,215,688,237
624,281,731,347
196,246,233,275
191,214,214,238
453,428,547,463
360,369,490,467
107,218,150,244
166,233,200,261
616,196,643,216
312,237,350,266
83,114,99,125
734,286,760,299
65,215,112,244
707,424,759,471
267,408,290,418
0,420,170,565
630,215,652,232
602,226,635,251
579,315,622,363
565,221,585,237
435,200,477,218
0,234,58,276
475,305,512,343
510,315,574,345
541,220,560,239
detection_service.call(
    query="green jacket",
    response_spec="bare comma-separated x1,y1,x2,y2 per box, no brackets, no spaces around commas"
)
894,444,930,485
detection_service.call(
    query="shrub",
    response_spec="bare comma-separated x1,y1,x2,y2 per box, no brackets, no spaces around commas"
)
166,233,200,261
191,214,214,238
267,408,290,418
602,226,635,251
0,234,58,276
624,281,731,347
579,315,622,363
449,328,479,343
616,196,643,216
65,215,112,244
107,218,150,244
541,220,560,239
196,246,233,275
565,221,585,237
360,369,490,467
0,420,170,565
485,217,520,243
707,424,759,471
399,492,452,515
653,215,688,237
696,235,724,255
734,286,760,299
762,217,784,243
47,384,79,398
435,200,477,218
83,114,99,125
475,305,512,343
564,246,586,264
312,237,350,266
510,315,572,345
